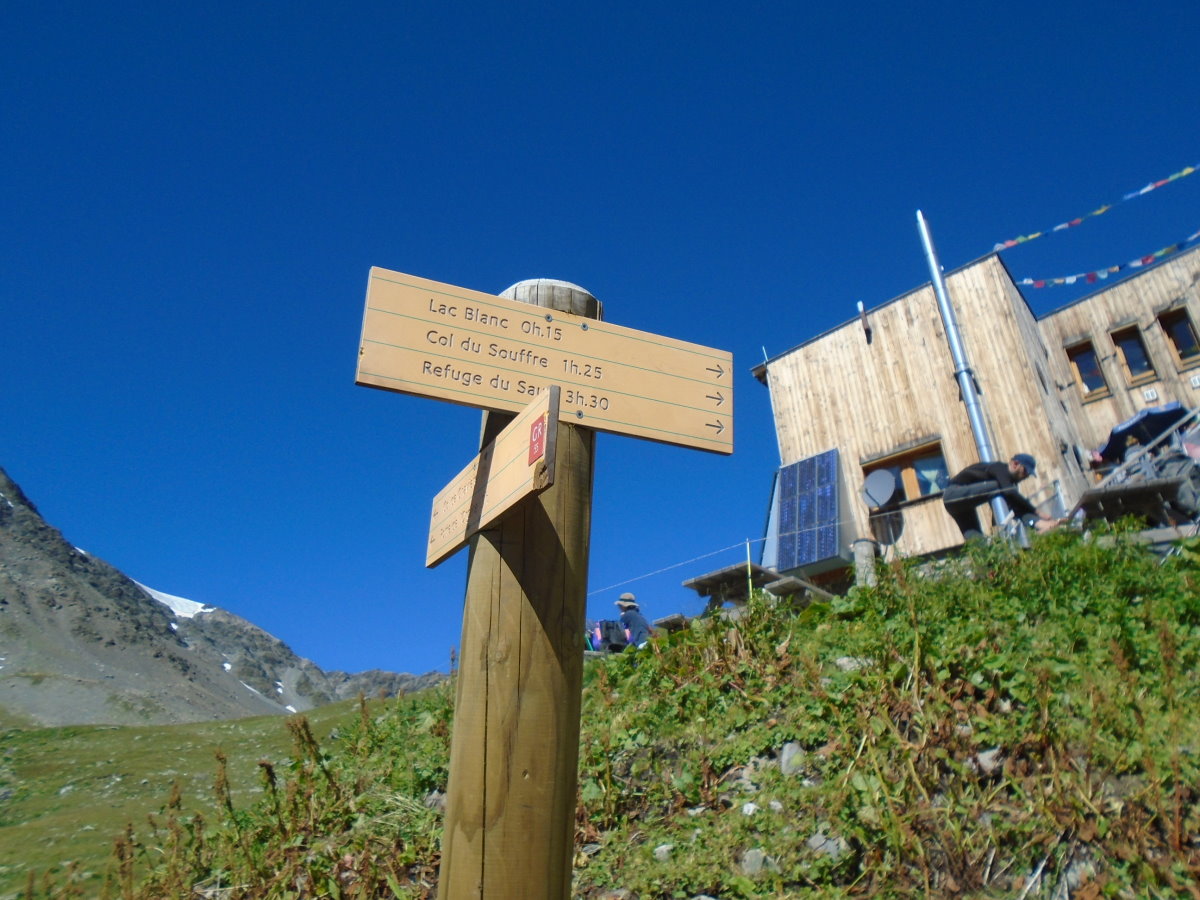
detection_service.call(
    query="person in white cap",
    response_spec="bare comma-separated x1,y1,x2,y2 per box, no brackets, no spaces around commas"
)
615,592,654,648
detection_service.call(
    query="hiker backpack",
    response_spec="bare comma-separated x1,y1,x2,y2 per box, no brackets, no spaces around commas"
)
591,620,628,653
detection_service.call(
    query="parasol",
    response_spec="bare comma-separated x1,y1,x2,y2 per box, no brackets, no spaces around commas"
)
1096,402,1192,463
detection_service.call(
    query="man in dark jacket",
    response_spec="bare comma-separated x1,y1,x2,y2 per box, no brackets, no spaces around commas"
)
941,453,1056,541
615,593,654,648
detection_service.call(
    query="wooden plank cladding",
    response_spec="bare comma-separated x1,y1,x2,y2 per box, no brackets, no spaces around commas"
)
1039,251,1200,452
759,245,1200,562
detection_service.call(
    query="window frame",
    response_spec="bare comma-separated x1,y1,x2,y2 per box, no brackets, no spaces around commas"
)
1109,325,1158,386
861,441,948,505
1157,307,1200,369
1065,340,1111,400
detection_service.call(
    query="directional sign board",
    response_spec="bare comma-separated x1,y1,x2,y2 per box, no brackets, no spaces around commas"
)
426,387,560,568
357,267,733,454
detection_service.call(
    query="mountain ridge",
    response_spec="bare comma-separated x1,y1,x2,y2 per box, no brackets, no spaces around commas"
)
0,465,442,727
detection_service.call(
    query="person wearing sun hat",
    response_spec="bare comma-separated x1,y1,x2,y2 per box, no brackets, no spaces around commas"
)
614,592,654,648
941,453,1057,541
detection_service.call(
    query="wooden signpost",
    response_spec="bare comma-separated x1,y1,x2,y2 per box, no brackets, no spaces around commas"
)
355,272,733,900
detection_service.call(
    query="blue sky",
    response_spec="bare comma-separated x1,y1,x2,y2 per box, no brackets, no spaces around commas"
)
3,1,1198,676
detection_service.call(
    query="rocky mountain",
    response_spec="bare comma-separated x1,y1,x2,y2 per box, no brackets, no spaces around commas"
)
0,466,443,727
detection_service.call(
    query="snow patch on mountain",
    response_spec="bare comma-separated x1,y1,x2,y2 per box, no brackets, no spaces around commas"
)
136,582,214,619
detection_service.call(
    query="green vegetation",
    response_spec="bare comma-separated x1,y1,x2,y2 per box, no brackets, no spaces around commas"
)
0,702,357,898
7,528,1200,897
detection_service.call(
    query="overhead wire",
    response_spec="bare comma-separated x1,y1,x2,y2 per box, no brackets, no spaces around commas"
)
589,475,1082,599
588,537,768,597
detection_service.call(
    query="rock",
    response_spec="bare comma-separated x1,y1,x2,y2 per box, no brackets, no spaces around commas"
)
741,801,761,816
968,747,1004,776
740,848,780,875
741,848,765,875
807,830,848,860
653,843,674,861
730,765,760,793
780,741,805,776
423,789,446,812
748,754,773,772
834,656,872,672
1060,847,1097,896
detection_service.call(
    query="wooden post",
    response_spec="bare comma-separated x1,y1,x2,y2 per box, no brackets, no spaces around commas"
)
440,279,601,900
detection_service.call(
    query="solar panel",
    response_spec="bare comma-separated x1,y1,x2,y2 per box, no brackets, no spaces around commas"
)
776,448,842,572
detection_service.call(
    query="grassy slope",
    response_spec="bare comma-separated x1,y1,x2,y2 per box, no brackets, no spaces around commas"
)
9,529,1200,898
575,532,1200,897
0,701,357,898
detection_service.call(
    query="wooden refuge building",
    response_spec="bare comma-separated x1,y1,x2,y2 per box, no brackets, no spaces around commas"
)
752,243,1200,575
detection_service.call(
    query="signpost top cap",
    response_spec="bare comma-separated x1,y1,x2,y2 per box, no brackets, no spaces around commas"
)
500,278,602,320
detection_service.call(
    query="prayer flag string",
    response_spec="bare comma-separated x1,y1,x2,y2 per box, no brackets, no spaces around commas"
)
993,160,1198,251
1015,227,1200,288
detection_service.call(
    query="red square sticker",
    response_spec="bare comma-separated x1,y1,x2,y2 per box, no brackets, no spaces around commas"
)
528,414,547,465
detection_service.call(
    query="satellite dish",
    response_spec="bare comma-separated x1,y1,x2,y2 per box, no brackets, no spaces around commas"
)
861,469,896,509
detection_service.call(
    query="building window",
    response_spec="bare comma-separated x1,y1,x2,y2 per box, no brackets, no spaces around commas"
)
1158,308,1200,366
1110,326,1157,383
1065,341,1109,398
862,443,948,503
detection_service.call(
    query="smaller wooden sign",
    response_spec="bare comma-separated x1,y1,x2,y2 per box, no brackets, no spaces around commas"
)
426,386,560,568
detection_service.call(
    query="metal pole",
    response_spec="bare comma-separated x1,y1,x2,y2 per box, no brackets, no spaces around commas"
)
745,539,753,601
916,210,1010,528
